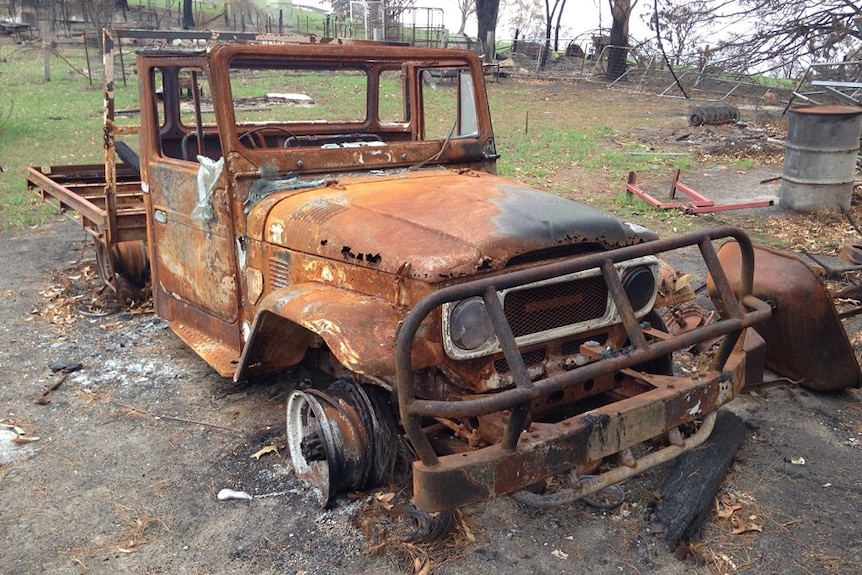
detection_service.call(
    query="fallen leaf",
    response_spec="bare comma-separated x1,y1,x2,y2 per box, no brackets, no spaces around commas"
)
552,549,569,559
731,515,764,534
250,444,279,460
462,520,475,542
11,435,40,444
673,273,698,292
716,502,742,519
375,491,396,510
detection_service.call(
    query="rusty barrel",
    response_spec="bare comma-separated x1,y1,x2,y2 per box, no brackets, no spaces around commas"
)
779,105,862,211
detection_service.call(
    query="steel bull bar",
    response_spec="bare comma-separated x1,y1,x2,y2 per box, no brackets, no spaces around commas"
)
395,226,771,511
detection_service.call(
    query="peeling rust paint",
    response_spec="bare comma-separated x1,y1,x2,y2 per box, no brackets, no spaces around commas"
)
397,227,772,510
257,170,655,281
30,42,781,513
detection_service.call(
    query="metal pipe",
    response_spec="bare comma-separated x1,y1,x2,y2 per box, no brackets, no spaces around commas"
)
396,227,762,461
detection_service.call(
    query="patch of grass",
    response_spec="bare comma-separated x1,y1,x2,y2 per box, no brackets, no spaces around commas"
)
0,42,138,229
733,157,757,169
496,126,603,182
488,84,695,190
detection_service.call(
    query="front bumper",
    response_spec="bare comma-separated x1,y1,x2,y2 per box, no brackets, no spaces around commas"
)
395,226,771,511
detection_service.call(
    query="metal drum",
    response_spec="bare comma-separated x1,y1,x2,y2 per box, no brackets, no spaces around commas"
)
780,105,862,211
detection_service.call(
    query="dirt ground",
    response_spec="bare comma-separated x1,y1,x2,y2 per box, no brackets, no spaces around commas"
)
2,82,862,575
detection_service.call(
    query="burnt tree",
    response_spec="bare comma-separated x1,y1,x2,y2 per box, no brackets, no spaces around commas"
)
182,0,195,28
476,0,500,59
606,0,636,80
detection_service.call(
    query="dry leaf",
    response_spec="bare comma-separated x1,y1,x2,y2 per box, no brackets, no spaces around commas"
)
250,444,279,460
716,502,742,519
673,273,697,292
375,491,396,510
11,435,40,444
731,515,764,534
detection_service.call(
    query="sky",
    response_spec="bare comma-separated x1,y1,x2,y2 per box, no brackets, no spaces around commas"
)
295,1,654,44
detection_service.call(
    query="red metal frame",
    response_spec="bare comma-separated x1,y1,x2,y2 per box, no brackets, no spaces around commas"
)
626,170,774,214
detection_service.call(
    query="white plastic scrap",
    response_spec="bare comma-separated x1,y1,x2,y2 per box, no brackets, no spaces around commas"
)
216,488,297,501
190,156,225,224
217,488,253,501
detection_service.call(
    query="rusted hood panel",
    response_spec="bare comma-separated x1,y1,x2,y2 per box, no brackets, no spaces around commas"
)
253,170,655,279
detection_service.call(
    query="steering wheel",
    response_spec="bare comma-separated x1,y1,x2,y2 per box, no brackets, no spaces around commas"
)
238,126,299,149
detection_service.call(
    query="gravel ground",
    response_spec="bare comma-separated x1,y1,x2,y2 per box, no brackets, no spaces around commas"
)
1,213,860,575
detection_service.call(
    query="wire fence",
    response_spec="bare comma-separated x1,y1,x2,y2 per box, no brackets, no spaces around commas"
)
494,37,795,104
0,0,807,105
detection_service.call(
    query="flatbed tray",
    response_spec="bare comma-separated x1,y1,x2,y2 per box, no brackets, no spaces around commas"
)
26,163,147,244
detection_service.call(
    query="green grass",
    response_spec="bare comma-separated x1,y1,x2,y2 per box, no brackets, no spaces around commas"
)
492,107,692,188
0,41,139,228
0,39,754,240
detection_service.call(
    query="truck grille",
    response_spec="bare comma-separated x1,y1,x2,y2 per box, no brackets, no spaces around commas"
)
503,275,608,337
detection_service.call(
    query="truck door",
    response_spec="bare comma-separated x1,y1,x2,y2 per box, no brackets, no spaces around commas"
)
144,65,241,357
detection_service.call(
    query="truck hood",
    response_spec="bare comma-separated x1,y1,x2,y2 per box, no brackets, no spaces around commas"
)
252,170,656,279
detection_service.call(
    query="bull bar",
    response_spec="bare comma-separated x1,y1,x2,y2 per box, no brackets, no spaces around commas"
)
395,226,771,511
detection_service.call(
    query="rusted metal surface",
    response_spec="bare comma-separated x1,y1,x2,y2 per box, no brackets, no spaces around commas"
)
26,164,146,242
627,170,775,213
30,41,780,512
396,226,771,510
255,170,656,280
102,29,119,250
110,241,149,288
235,282,443,380
147,162,239,323
26,163,147,293
26,29,144,292
513,411,718,508
711,241,862,391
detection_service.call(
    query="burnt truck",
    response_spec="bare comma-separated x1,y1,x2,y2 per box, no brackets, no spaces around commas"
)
26,39,860,512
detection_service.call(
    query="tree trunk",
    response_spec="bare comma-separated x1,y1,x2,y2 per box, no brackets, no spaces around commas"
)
476,0,499,58
182,0,195,29
606,0,633,80
553,0,568,51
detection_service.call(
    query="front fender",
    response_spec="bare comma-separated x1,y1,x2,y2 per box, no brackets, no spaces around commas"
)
235,283,435,381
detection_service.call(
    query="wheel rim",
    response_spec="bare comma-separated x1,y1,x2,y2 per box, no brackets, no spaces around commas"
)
286,382,380,506
286,378,407,506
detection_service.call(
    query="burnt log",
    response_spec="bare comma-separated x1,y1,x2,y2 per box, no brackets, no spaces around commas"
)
654,409,746,548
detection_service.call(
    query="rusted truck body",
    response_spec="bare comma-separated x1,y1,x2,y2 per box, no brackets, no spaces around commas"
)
29,40,780,511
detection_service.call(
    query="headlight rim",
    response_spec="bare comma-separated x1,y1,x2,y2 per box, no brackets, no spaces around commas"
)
448,296,497,352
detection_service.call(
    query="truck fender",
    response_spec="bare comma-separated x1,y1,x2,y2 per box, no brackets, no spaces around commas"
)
235,283,407,381
709,241,861,391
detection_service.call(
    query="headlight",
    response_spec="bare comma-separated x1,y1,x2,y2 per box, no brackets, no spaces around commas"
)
622,265,656,313
449,297,496,350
